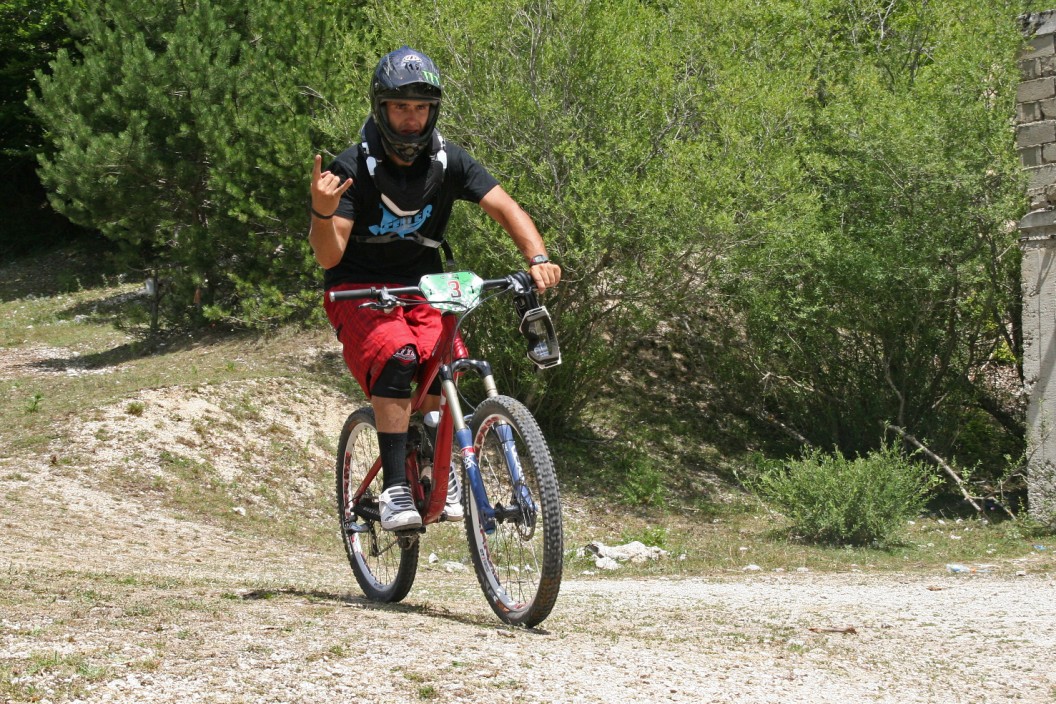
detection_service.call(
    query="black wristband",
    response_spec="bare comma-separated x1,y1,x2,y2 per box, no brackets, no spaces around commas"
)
310,206,336,220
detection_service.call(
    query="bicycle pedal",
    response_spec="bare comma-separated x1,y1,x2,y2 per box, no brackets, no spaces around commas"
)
394,527,424,550
344,520,368,534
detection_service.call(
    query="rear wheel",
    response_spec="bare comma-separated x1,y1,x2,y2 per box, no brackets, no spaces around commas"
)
336,408,419,602
464,396,563,627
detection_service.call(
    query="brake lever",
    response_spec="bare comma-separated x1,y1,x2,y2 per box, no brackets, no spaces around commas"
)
359,289,402,314
508,271,534,296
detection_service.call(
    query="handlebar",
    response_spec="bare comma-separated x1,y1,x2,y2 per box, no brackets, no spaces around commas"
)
327,272,533,303
326,270,560,369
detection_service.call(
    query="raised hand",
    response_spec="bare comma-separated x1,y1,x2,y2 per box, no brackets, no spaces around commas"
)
311,154,353,217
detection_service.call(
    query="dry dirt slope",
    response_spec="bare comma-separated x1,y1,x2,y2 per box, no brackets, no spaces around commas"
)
1,359,1055,704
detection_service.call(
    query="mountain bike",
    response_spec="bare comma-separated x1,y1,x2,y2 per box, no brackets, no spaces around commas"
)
330,270,563,628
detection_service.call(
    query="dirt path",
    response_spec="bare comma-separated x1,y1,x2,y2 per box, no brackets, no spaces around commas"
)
2,452,1055,704
1,337,1053,703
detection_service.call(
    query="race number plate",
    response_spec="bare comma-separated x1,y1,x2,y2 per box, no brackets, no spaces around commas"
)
418,272,484,312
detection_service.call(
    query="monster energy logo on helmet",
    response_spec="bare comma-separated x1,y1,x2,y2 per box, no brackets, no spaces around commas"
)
370,46,443,163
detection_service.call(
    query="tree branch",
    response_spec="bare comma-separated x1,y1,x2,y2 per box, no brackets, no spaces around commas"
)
885,424,989,516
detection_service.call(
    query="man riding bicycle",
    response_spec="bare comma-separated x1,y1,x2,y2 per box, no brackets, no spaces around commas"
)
309,46,561,532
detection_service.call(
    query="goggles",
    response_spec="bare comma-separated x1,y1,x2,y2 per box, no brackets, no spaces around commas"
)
519,305,561,369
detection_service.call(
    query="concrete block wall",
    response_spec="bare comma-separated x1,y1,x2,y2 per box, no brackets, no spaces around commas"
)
1018,11,1056,523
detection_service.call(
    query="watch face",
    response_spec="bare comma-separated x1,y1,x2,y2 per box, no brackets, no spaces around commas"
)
531,255,549,265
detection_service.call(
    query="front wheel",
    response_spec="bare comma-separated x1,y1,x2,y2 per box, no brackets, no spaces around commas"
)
465,396,563,627
336,408,419,602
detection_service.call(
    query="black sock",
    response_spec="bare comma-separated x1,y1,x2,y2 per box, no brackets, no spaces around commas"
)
378,431,408,490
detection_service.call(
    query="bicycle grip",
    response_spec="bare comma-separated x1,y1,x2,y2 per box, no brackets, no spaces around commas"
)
328,288,376,302
328,285,419,302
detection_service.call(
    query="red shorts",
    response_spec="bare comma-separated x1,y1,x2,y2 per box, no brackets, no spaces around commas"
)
324,282,445,397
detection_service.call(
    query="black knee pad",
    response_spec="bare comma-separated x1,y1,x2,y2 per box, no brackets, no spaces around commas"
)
371,345,419,399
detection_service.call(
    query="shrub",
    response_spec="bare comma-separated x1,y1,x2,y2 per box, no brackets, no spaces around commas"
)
617,453,667,508
751,442,939,547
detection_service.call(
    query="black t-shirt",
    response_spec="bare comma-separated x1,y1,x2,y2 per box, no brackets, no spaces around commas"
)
322,140,499,289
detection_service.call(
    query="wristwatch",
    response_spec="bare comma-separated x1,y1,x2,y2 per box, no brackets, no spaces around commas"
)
529,254,550,266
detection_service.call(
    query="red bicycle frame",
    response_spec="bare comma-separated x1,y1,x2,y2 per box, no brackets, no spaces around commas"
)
351,308,470,525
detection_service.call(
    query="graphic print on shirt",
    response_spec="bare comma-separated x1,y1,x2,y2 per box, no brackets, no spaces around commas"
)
368,204,433,238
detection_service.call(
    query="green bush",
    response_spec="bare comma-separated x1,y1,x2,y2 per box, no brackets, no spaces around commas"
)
618,453,667,508
751,443,939,547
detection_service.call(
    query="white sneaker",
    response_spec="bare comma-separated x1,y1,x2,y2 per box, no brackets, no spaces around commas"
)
379,485,422,531
444,473,464,521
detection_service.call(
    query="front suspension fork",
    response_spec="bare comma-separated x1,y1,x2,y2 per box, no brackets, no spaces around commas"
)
439,362,533,534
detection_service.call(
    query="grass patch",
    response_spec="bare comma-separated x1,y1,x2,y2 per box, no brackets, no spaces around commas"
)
0,651,111,703
23,392,43,414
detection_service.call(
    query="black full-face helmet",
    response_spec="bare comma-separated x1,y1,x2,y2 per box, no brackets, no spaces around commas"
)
370,46,442,163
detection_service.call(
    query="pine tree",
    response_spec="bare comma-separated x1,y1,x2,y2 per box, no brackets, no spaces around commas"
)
30,0,371,330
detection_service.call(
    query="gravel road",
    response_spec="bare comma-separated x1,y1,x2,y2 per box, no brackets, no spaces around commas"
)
2,463,1054,704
